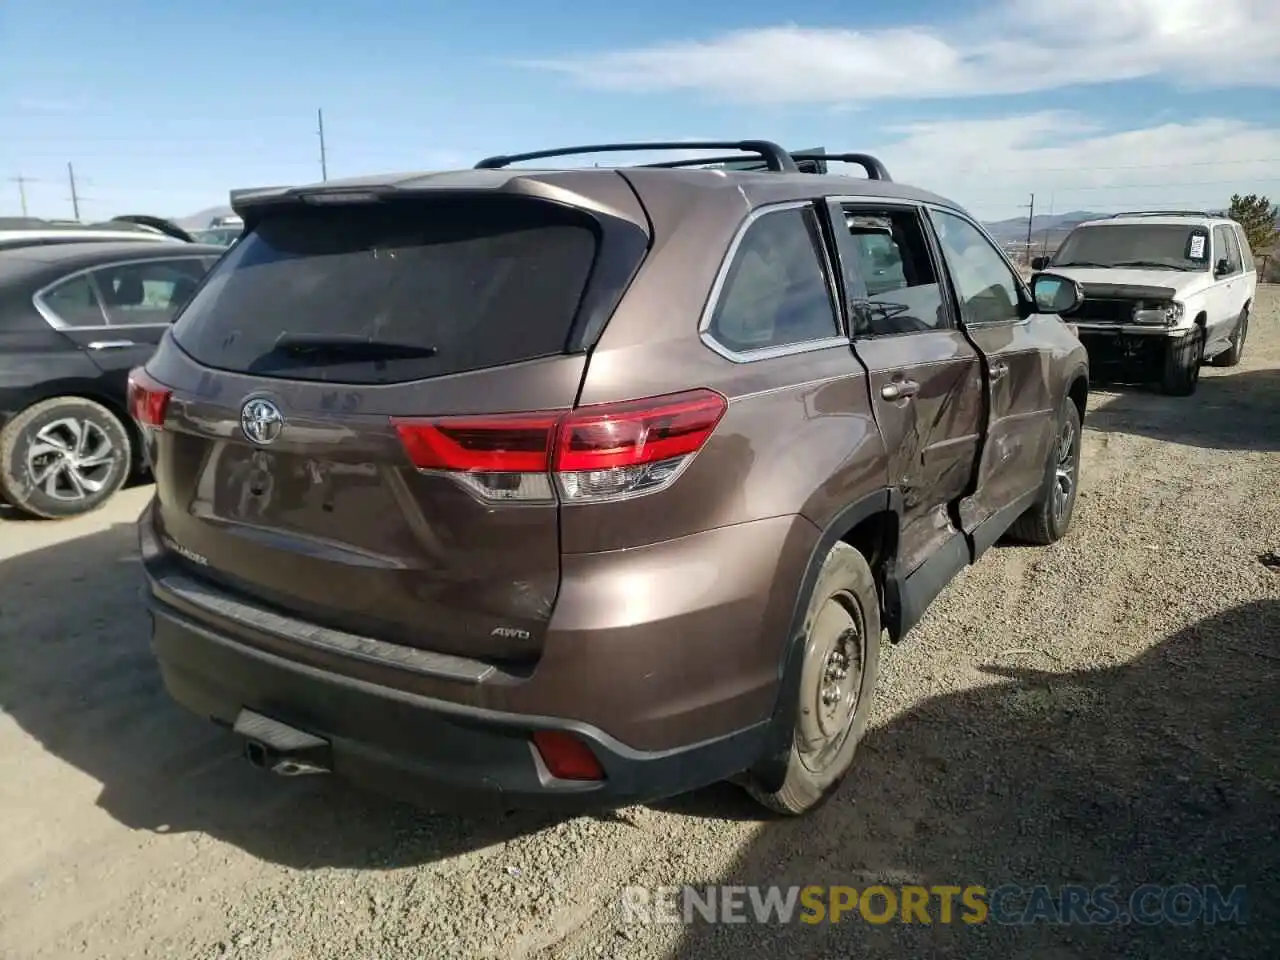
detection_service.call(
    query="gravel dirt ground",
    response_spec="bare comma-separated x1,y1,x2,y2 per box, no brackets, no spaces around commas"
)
2,290,1278,960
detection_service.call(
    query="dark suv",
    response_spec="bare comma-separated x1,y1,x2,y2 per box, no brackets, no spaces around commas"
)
131,141,1090,816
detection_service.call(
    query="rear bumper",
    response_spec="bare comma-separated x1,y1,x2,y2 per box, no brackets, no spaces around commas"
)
148,600,770,811
140,502,820,810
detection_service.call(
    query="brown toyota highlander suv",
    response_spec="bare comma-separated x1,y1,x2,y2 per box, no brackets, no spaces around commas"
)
129,140,1090,816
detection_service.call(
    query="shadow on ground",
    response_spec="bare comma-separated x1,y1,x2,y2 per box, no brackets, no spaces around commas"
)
661,599,1280,959
1086,366,1280,452
0,522,569,871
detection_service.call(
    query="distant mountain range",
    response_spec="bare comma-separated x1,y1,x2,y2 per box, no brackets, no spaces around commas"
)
174,206,235,230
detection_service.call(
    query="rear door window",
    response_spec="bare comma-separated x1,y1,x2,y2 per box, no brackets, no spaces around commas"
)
170,199,600,384
838,206,951,336
91,258,209,325
40,274,107,327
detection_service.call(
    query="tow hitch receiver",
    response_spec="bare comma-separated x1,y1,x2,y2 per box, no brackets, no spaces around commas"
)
233,708,332,777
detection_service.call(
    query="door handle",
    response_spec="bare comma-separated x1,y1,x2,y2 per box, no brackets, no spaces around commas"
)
86,340,138,350
881,379,920,401
989,361,1009,381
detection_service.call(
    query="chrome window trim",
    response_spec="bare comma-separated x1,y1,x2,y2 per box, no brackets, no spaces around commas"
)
698,199,847,364
32,254,211,331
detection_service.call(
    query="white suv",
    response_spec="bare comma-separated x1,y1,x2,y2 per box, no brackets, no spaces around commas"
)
1032,211,1257,395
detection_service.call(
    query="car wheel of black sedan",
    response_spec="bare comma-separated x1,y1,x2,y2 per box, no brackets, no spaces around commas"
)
0,397,133,519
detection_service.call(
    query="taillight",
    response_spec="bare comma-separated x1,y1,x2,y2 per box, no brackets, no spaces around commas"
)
391,388,727,504
126,367,172,428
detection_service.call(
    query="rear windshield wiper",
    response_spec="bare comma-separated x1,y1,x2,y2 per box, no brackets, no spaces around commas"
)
273,333,439,361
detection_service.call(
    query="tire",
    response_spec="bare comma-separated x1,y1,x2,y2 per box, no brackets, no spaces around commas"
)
1160,326,1203,396
1008,395,1082,546
744,542,881,816
1212,307,1249,368
0,397,133,519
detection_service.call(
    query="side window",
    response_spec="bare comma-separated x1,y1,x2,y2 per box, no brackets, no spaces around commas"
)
40,275,107,327
90,259,209,325
1234,224,1254,269
708,205,840,354
1215,225,1243,274
931,210,1024,326
1213,230,1233,277
840,206,949,336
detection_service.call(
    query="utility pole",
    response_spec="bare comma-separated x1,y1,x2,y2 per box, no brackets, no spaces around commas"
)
317,108,328,181
1040,193,1055,257
8,174,34,216
1024,192,1036,264
67,163,81,220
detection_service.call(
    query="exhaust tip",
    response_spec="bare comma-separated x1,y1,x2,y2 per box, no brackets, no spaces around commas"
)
244,739,270,768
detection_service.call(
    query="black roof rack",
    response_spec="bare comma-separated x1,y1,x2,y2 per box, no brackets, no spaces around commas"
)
796,152,892,181
474,140,800,173
638,148,891,181
1107,210,1216,219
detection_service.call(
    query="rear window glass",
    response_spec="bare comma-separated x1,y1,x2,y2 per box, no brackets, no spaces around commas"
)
170,198,599,384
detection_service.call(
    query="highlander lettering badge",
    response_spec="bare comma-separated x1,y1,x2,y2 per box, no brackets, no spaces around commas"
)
241,398,284,445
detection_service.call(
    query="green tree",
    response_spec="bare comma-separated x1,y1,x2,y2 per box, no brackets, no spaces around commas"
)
1227,193,1278,254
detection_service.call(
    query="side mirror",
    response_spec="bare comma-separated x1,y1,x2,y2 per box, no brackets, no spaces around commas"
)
1030,256,1049,271
1030,272,1084,316
1214,258,1231,277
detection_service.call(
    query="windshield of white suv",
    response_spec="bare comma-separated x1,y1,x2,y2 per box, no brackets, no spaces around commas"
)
1051,223,1211,271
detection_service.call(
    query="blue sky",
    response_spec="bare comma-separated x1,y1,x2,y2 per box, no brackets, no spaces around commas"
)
3,0,1278,223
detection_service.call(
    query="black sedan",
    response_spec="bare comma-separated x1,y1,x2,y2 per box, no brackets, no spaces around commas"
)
0,240,225,518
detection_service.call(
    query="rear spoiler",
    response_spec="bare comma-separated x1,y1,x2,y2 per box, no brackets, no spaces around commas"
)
107,215,195,243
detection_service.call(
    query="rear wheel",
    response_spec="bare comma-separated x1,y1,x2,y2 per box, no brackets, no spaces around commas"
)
1213,307,1249,367
745,542,881,816
0,397,132,519
1160,326,1203,396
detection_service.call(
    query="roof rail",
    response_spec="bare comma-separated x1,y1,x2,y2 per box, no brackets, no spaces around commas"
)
796,152,891,181
474,140,800,173
1107,210,1216,219
639,149,891,181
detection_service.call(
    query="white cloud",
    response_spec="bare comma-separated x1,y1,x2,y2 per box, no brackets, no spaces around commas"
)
524,0,1280,103
862,113,1280,219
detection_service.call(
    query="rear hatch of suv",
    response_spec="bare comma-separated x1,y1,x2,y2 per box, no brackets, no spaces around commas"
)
135,179,652,664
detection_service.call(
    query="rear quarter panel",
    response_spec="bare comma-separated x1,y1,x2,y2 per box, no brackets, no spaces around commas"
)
569,175,888,555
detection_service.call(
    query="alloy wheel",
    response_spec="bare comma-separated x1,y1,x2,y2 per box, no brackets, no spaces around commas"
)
24,417,117,502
